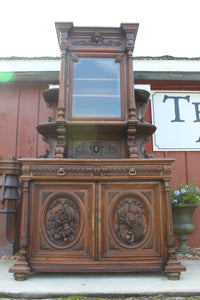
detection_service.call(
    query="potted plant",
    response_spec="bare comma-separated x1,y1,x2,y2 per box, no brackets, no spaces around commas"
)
171,182,200,254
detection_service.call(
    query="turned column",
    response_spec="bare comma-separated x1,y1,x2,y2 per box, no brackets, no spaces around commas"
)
121,24,138,158
55,23,73,158
126,49,138,158
55,48,67,158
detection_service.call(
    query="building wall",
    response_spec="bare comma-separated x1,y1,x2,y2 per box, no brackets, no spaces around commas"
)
0,81,200,247
0,84,50,158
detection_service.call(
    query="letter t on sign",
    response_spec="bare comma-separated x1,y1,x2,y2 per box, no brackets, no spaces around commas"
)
163,95,190,122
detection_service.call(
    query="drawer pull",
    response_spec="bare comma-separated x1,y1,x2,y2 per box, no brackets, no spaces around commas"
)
57,168,65,176
129,168,136,176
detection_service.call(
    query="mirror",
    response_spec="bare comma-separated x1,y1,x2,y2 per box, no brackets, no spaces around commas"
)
71,58,121,118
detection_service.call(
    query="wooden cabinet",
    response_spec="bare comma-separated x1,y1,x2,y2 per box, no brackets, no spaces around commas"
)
10,159,185,279
10,23,185,280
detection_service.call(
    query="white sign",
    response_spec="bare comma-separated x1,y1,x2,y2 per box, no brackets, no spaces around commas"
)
151,91,200,151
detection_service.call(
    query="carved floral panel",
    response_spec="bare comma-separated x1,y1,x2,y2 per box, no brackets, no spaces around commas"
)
42,194,82,249
110,194,150,248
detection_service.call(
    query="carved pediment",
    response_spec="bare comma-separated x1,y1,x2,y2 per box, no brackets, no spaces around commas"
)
71,32,123,48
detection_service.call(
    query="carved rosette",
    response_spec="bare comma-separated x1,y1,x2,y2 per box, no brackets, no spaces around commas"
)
110,193,150,248
42,194,82,249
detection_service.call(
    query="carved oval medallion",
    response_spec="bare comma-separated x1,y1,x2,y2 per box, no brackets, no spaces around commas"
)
110,193,150,248
42,194,82,249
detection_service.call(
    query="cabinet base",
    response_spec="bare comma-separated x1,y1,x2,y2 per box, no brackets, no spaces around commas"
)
9,259,186,280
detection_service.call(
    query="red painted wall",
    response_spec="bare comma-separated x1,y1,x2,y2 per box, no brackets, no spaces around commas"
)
0,84,51,158
0,81,200,247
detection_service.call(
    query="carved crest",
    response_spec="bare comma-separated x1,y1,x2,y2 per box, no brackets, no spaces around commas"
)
91,32,104,45
71,32,123,48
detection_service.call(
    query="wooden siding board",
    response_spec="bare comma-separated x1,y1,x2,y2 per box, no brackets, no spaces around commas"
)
166,151,187,187
16,86,39,158
186,152,200,186
37,86,51,157
0,86,19,157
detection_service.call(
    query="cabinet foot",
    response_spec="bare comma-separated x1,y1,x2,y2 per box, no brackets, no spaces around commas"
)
9,257,31,280
164,257,186,280
14,273,28,281
165,272,180,280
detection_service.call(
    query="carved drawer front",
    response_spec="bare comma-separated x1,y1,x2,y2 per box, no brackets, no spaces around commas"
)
29,182,95,260
99,183,163,260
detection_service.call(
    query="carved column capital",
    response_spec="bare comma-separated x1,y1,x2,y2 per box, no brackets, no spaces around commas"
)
162,178,171,191
60,48,67,57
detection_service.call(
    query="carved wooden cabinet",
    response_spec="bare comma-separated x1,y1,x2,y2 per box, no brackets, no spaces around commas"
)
10,158,185,279
10,23,185,280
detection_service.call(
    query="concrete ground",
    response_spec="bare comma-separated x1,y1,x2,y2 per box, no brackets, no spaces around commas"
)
0,259,200,299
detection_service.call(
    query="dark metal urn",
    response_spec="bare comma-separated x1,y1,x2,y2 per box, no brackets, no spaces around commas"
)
172,204,198,254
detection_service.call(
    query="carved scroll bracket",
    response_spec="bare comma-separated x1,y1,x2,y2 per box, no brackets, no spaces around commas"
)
121,23,139,52
55,22,73,50
60,32,69,49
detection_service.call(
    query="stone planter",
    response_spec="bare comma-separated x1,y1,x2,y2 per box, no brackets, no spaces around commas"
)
172,204,198,254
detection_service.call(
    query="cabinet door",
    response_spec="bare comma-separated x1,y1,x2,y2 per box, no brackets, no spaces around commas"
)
29,181,95,267
99,183,164,265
